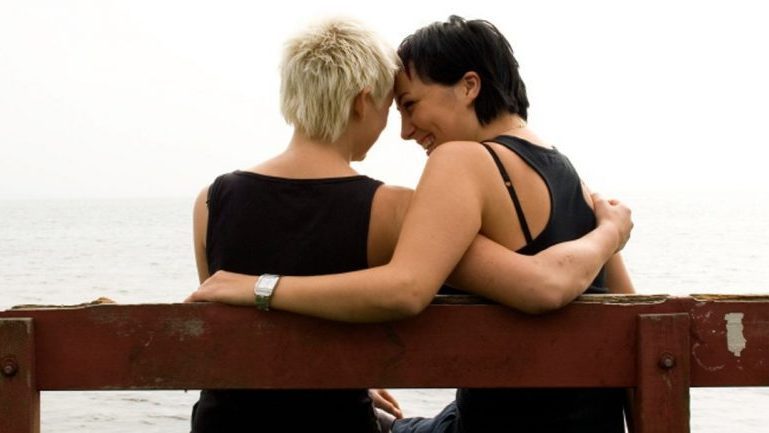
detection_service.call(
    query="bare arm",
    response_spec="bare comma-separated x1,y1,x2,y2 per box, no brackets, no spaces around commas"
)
193,187,210,283
578,181,635,295
269,143,485,321
188,144,631,321
447,194,631,313
187,144,481,319
604,253,634,294
367,185,413,267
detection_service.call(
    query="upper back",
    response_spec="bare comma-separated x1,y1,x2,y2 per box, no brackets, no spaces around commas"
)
490,135,595,255
205,171,382,276
480,135,604,289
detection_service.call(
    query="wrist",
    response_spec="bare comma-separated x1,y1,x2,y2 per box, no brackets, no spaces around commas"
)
254,274,281,310
596,221,621,256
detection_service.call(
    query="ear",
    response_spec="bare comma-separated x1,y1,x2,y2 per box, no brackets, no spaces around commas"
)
352,87,372,120
459,71,481,104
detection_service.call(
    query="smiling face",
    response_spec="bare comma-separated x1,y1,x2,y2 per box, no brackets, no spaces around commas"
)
395,70,479,155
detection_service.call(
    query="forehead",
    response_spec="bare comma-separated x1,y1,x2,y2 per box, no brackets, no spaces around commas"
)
394,71,429,100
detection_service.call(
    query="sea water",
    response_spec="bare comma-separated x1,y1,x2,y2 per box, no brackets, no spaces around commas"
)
2,191,768,432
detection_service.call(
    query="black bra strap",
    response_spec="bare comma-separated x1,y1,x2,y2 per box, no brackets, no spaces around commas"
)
480,142,533,244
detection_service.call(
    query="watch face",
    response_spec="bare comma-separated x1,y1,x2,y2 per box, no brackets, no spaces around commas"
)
254,275,280,310
257,275,279,294
263,275,279,287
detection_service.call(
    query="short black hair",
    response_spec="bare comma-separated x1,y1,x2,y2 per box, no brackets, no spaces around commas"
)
398,15,529,123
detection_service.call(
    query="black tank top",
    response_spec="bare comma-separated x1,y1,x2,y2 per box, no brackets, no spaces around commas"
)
482,135,606,291
455,136,624,433
191,170,383,433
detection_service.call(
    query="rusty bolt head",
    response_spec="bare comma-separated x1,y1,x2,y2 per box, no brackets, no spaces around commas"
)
659,353,676,369
2,358,18,377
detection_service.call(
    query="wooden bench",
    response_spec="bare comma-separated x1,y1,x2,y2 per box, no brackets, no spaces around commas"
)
2,294,768,432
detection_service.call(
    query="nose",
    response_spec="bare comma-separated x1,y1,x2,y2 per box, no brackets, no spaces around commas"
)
400,112,415,141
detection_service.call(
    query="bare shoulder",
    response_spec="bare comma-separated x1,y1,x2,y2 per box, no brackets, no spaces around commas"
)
195,185,209,203
194,185,210,215
193,185,210,259
193,185,211,281
372,184,414,225
430,140,488,157
424,141,502,176
374,184,413,208
368,184,414,266
193,186,211,237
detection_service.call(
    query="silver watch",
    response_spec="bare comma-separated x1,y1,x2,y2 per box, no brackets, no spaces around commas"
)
254,274,280,311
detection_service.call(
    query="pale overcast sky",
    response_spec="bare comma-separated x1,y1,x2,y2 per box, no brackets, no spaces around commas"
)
1,0,767,199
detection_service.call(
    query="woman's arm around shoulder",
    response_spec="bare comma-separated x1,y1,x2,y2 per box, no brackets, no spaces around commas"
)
188,141,495,321
447,193,633,313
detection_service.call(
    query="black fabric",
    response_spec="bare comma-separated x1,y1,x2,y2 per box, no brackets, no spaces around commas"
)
485,135,606,291
408,136,624,433
479,142,534,244
455,387,625,433
191,170,383,433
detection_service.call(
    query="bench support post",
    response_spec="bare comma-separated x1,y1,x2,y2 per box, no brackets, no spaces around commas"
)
0,318,39,433
635,313,690,433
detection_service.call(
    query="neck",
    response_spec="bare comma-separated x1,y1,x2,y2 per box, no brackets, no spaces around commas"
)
474,114,527,142
287,131,352,161
251,130,357,179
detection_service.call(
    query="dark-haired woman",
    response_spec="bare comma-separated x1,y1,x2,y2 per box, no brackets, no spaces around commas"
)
189,15,633,433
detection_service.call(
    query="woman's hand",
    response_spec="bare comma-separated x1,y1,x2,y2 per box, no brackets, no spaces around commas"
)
185,270,259,305
369,388,403,419
591,193,633,252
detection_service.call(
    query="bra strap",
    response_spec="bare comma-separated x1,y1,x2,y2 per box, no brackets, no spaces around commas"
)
479,142,533,244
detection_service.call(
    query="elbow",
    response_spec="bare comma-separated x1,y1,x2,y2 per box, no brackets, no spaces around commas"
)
380,273,433,319
388,296,425,319
520,274,586,315
528,252,595,313
517,291,565,315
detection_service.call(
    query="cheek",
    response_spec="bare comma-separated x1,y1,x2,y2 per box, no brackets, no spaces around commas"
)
410,108,431,130
419,108,450,136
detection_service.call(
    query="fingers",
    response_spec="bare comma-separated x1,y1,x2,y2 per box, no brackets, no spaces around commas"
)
376,389,400,408
592,193,622,210
591,192,633,253
184,290,202,303
370,389,403,418
591,192,622,207
185,291,206,303
377,400,403,418
380,389,402,417
379,403,403,419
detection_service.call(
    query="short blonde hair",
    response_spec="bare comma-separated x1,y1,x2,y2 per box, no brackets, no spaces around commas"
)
280,18,400,143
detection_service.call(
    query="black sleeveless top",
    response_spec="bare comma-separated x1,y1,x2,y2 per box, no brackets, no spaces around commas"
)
482,135,606,291
455,136,624,433
191,170,383,433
